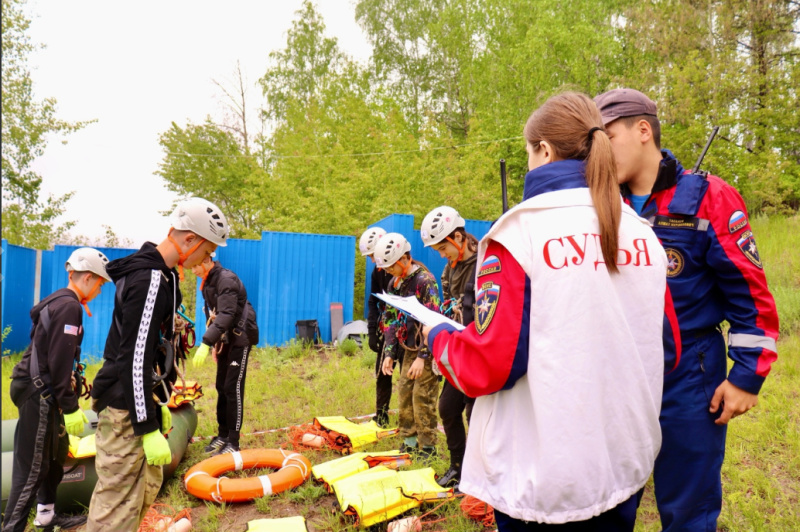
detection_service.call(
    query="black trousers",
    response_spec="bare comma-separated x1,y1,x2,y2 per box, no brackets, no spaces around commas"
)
215,343,251,445
494,489,643,531
438,379,474,466
375,341,402,423
3,379,69,532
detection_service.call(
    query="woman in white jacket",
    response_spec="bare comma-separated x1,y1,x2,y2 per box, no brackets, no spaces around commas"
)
424,92,679,531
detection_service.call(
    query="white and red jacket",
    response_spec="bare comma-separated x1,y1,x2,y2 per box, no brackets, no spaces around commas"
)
429,159,676,524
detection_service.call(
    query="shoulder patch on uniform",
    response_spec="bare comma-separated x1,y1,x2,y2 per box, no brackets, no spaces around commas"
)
63,324,80,336
665,248,684,278
475,281,500,334
728,210,747,234
478,255,501,276
736,230,762,268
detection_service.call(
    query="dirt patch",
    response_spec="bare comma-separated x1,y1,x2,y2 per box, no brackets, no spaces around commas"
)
186,492,352,532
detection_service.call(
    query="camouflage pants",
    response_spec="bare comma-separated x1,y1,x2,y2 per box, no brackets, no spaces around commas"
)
397,349,440,447
86,406,162,532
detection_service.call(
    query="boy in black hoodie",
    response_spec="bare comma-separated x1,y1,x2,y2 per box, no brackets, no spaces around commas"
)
86,198,228,532
191,256,259,454
2,248,110,532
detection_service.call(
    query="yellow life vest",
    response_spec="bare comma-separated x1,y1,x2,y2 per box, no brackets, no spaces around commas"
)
332,467,453,527
314,416,397,452
68,434,97,459
311,450,412,491
245,516,308,532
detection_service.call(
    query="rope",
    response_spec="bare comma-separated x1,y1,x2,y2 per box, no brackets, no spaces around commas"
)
137,503,192,532
73,362,92,400
284,423,351,453
460,494,496,527
440,298,464,325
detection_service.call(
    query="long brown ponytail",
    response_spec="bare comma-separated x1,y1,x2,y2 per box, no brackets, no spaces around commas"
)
523,92,621,273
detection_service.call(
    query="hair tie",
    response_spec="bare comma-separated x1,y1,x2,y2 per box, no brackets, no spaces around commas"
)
587,127,603,146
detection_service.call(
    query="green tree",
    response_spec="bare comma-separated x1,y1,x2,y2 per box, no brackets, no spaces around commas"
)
355,0,482,136
355,0,629,208
156,119,269,238
1,0,90,248
258,0,344,124
620,0,800,212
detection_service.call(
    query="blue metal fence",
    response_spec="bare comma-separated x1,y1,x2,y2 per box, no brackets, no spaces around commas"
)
2,240,37,354
362,214,493,319
4,214,491,358
192,233,354,346
256,231,354,345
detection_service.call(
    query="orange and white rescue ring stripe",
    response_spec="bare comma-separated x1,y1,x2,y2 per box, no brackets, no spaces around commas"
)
184,448,311,502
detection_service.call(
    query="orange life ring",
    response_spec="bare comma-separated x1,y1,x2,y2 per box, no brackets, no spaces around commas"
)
184,448,311,502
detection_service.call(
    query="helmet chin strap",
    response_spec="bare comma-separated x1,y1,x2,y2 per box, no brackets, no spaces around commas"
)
70,276,103,317
445,236,465,268
392,258,412,289
198,261,213,289
168,229,206,280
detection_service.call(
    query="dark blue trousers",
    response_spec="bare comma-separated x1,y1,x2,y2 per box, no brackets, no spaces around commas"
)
655,331,727,531
495,490,643,531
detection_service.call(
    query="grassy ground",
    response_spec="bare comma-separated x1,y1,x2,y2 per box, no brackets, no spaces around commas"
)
2,214,798,531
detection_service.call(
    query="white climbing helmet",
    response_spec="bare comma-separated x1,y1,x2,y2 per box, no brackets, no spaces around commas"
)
374,232,411,268
420,206,466,247
170,197,229,247
359,227,387,256
65,248,112,282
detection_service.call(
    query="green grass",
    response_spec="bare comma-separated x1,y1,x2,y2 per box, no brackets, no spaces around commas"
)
337,338,360,356
2,214,798,531
750,214,800,336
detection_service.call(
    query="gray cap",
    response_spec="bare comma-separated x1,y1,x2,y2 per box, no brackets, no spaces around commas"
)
594,88,658,125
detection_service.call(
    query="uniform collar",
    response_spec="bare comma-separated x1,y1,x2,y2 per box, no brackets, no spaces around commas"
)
620,149,684,198
523,159,588,201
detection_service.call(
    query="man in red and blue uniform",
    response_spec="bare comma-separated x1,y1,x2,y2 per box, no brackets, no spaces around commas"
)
595,88,780,531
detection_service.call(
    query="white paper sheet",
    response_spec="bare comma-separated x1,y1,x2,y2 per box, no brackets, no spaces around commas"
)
374,292,465,331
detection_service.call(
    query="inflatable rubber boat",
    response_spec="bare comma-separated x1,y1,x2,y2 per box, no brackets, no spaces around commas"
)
1,403,197,512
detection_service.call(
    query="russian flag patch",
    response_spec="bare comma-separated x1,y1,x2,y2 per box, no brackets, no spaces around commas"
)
478,255,501,276
728,210,747,234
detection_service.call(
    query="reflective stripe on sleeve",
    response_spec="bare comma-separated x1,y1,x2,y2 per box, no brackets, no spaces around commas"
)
439,345,466,394
728,332,777,352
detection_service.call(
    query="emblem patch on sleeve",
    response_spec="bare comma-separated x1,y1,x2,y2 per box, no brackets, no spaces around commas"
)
665,248,684,278
478,255,501,276
475,281,500,334
736,230,763,268
64,324,80,336
728,210,747,234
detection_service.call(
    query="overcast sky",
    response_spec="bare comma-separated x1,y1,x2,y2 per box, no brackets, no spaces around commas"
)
26,0,371,248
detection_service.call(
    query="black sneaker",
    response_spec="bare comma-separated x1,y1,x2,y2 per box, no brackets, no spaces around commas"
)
215,441,240,455
35,513,87,531
436,464,461,487
416,446,437,462
203,436,227,454
374,411,389,428
398,442,417,454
